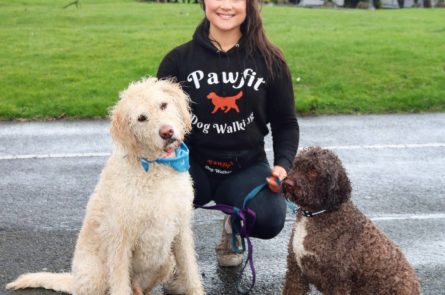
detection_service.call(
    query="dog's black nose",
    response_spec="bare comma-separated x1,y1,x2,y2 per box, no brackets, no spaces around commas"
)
159,125,174,140
282,178,294,194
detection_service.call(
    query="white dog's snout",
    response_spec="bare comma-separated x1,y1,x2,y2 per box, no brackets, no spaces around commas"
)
159,125,174,140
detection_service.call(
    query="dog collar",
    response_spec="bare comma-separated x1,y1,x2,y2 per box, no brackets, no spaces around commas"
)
140,143,190,173
300,208,327,217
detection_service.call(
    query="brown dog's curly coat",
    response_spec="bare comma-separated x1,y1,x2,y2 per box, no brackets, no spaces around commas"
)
282,146,421,295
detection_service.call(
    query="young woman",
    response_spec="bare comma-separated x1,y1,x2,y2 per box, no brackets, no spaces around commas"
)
157,0,299,268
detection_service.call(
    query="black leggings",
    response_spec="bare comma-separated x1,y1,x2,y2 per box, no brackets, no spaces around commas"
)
190,157,287,240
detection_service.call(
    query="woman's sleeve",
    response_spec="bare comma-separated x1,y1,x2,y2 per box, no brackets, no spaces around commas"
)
267,62,300,172
157,49,180,80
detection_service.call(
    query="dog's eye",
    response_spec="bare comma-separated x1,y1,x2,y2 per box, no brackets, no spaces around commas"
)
137,114,148,122
160,102,168,110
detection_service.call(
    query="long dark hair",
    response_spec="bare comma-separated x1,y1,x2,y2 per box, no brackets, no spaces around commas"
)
200,0,286,78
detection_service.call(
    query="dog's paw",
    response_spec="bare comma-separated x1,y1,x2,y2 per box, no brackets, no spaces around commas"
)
163,277,186,294
185,287,205,295
110,286,133,295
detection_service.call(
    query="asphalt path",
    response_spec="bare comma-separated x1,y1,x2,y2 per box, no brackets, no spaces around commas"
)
0,113,444,295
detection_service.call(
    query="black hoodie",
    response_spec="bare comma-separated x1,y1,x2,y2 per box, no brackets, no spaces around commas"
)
157,22,299,171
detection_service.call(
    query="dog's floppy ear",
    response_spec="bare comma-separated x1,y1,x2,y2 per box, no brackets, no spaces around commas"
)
109,99,138,154
160,79,192,134
322,151,352,209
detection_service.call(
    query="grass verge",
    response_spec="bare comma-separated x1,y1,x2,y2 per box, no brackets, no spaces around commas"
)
0,0,444,119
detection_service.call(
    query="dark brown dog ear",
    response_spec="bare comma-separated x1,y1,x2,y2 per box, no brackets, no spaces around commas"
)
324,163,352,210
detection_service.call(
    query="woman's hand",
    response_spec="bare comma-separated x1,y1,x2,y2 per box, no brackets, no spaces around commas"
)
266,166,287,193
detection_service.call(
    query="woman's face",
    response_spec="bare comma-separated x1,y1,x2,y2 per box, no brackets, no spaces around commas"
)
204,0,247,36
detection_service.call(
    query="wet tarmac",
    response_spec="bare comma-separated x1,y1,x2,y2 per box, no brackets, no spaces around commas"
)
1,113,444,294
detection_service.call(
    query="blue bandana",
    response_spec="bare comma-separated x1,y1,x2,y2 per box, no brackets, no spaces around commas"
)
140,143,190,173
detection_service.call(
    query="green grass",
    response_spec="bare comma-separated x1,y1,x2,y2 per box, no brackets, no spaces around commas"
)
0,0,444,119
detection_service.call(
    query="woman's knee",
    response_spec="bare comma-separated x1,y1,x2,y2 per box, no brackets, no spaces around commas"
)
250,194,287,239
252,214,285,239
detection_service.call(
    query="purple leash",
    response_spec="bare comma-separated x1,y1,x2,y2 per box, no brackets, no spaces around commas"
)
200,183,267,294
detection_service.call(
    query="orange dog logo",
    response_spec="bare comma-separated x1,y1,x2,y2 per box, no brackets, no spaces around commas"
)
207,91,243,114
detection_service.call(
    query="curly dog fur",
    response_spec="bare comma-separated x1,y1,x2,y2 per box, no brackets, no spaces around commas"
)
6,77,204,295
282,146,421,295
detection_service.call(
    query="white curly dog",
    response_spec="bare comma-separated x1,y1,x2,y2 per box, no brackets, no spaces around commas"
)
6,77,204,295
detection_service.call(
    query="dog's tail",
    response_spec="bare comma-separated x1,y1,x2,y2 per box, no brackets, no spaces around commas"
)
6,272,73,293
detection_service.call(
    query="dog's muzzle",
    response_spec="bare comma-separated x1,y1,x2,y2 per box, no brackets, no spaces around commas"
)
282,178,294,196
159,125,174,140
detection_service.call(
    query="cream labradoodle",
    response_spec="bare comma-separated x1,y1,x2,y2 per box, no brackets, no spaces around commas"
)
6,77,204,295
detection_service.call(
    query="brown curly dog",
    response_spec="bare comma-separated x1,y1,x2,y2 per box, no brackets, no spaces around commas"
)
282,146,421,295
